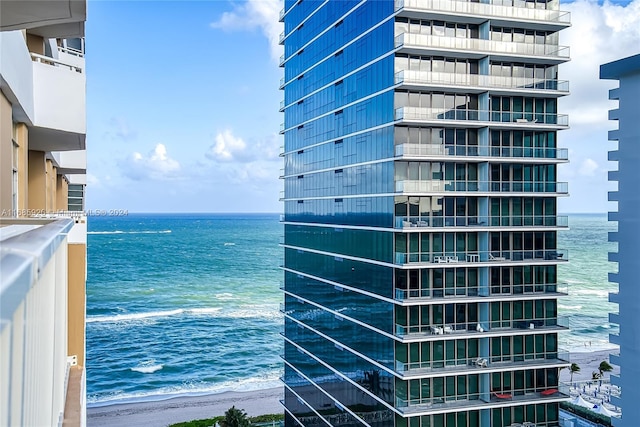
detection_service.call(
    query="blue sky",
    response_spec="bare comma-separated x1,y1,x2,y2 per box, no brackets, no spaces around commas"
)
85,0,640,213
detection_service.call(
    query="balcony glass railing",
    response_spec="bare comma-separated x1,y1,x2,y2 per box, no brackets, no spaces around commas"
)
395,316,568,338
394,249,569,264
396,107,569,126
397,384,570,411
490,316,569,330
395,70,569,93
396,392,482,408
394,283,567,301
395,215,568,229
395,143,569,160
395,0,571,24
395,33,570,59
395,350,570,373
395,180,569,194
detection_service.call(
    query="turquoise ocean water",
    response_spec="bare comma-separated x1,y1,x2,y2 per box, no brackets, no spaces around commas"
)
86,213,617,406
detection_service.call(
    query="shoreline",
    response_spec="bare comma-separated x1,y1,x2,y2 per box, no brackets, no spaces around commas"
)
87,349,619,427
87,387,284,427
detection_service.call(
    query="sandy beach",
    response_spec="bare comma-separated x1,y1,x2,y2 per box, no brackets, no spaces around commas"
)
87,387,284,427
87,349,618,427
559,348,619,383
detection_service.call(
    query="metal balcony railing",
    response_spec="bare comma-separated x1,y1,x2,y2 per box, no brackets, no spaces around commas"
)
394,249,569,265
395,316,568,338
395,215,569,229
395,0,571,25
396,107,569,126
396,385,574,410
395,350,570,373
395,70,569,93
395,32,570,60
395,180,569,194
394,282,568,301
395,143,569,160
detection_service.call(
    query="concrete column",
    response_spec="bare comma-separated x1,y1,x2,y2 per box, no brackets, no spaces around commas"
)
16,124,29,211
0,93,13,214
28,151,46,211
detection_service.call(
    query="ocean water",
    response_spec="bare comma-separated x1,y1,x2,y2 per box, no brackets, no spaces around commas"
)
86,213,617,406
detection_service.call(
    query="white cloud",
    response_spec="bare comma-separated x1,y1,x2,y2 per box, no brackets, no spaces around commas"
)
211,0,283,63
578,158,599,176
207,129,248,162
560,0,640,128
106,116,137,141
124,144,181,181
206,129,281,163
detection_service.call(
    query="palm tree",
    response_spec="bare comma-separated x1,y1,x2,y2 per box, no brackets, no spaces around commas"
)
220,406,250,427
592,371,600,380
598,361,613,380
569,363,580,382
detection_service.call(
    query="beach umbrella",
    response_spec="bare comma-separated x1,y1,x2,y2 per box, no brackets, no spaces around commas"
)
571,395,593,409
593,405,621,418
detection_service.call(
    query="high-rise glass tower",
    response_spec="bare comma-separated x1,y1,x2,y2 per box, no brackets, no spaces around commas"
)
280,1,571,426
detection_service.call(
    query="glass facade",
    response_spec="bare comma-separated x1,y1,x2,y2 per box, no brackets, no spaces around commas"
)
280,1,570,425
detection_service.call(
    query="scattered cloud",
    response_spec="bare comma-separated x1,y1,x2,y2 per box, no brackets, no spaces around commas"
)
579,158,599,176
105,117,137,141
206,129,249,162
206,129,280,163
123,144,181,181
560,0,640,128
210,0,283,63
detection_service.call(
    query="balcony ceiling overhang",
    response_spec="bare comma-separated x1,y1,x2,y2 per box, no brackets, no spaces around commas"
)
29,126,85,152
0,1,85,38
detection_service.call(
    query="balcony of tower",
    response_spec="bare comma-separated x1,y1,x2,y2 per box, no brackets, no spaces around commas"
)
394,70,569,98
395,315,569,343
394,179,569,196
393,215,568,232
395,33,570,65
394,249,568,267
395,349,570,380
395,107,569,130
393,282,569,305
394,143,568,164
395,383,570,417
395,0,571,32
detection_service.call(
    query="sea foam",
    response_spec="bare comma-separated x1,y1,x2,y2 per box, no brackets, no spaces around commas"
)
88,230,172,235
131,364,164,374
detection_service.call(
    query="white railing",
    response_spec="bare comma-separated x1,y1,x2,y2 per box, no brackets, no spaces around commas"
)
394,249,569,264
395,70,570,92
396,106,569,126
58,45,84,58
396,0,571,24
395,143,569,160
395,180,569,194
0,218,74,427
396,32,570,59
394,215,569,229
31,52,83,73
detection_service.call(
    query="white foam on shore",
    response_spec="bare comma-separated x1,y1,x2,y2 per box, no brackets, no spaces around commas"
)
86,306,279,324
88,230,172,235
87,309,185,323
559,304,583,311
87,375,282,408
572,289,610,298
131,364,164,374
